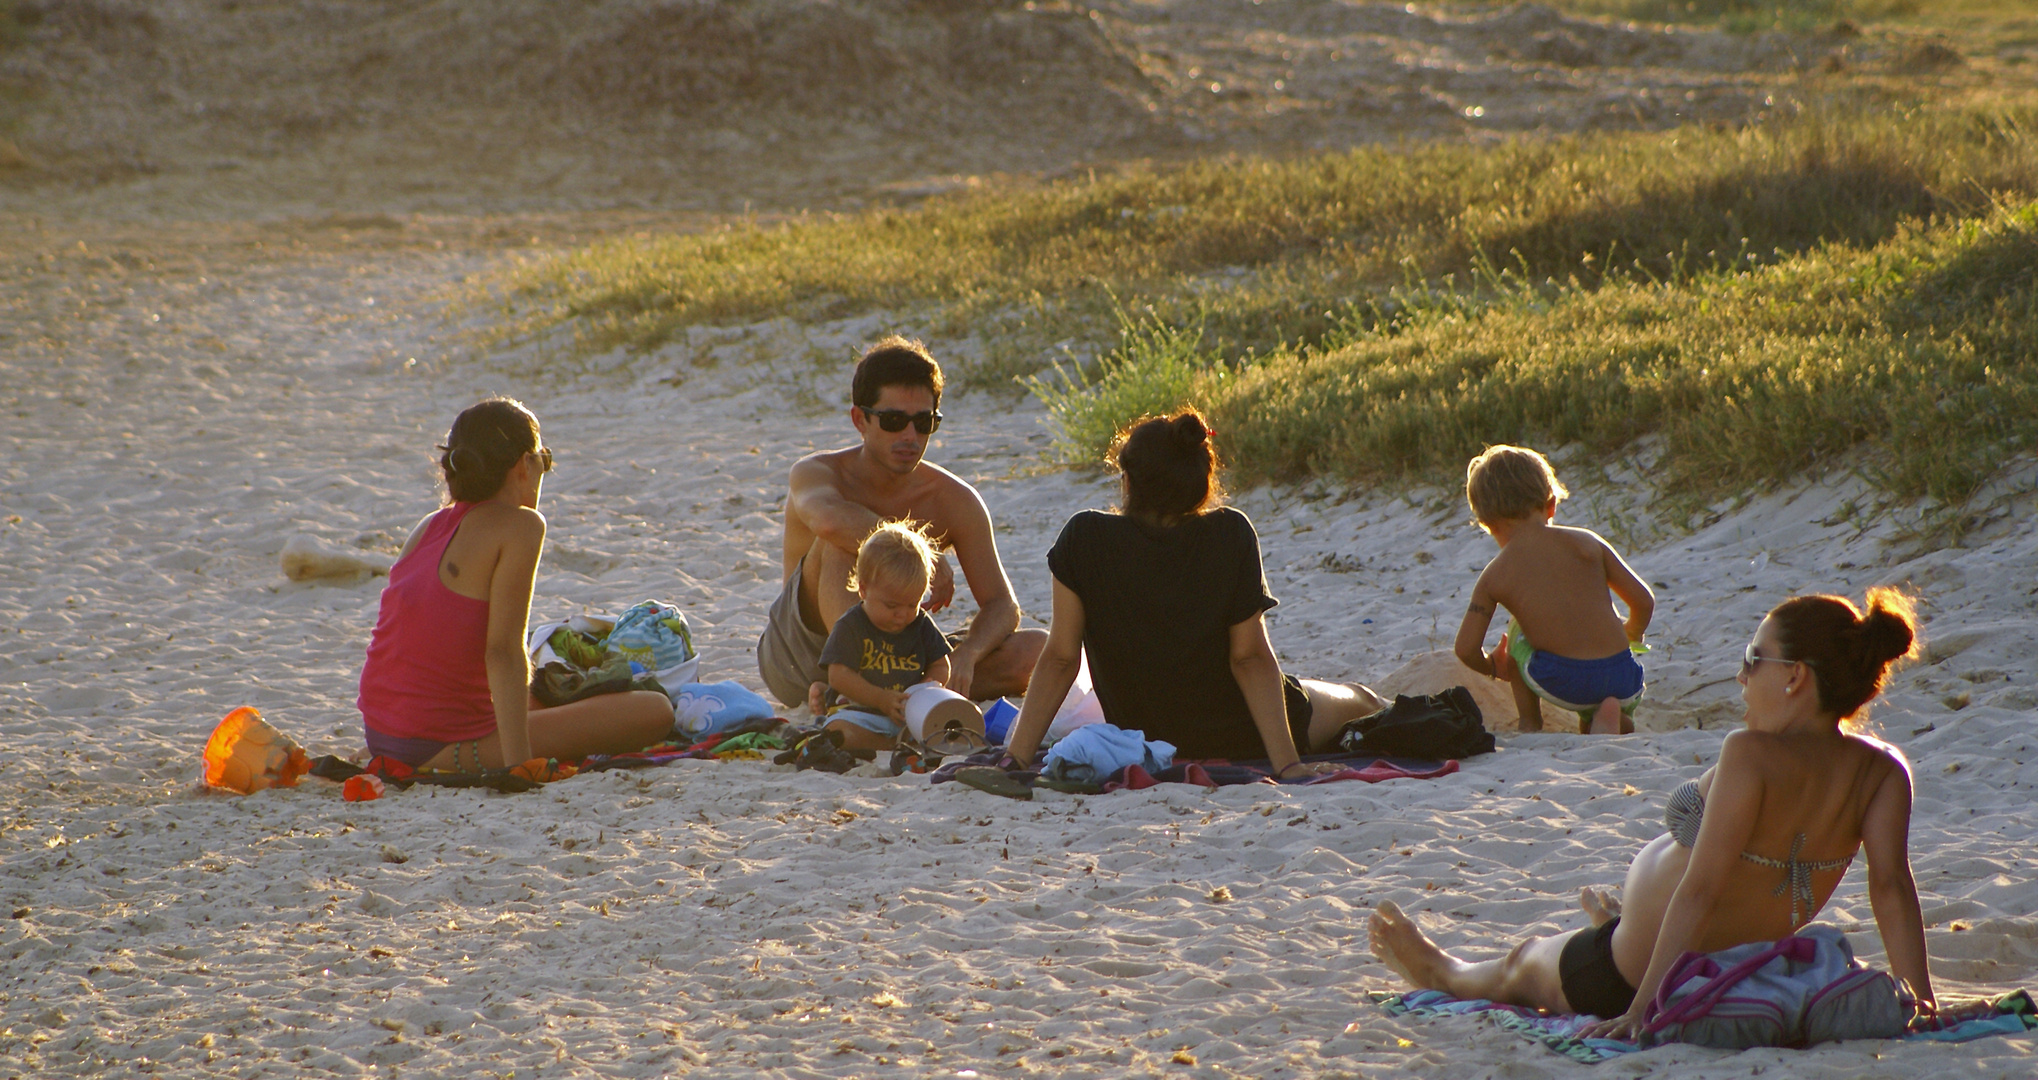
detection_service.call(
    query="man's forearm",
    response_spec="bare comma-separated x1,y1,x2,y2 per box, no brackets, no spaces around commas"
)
810,502,883,556
953,595,1020,665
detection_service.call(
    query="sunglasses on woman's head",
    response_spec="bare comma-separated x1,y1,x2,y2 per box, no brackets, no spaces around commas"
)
532,447,554,474
1741,643,1795,674
861,407,942,435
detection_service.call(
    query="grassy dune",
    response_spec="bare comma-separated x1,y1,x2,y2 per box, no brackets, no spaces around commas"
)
1443,0,2026,33
1196,204,2038,506
499,104,2038,504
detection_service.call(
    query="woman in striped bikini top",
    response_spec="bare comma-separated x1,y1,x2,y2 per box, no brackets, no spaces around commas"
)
1664,777,1855,929
1367,588,1937,1043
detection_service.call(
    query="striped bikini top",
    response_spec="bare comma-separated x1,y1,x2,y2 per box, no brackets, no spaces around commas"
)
1665,779,1855,928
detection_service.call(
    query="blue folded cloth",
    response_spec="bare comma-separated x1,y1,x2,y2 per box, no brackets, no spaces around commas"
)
673,680,775,737
1042,723,1175,784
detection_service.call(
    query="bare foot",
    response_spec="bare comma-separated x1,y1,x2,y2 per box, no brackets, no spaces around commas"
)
1579,886,1622,927
807,681,828,716
1517,713,1545,733
1369,901,1462,992
1589,697,1625,734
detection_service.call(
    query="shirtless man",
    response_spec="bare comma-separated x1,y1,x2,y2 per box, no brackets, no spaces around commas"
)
757,336,1046,709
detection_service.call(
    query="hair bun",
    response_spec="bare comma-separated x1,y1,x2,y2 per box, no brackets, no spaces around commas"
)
1860,588,1918,666
1172,413,1209,449
447,446,484,477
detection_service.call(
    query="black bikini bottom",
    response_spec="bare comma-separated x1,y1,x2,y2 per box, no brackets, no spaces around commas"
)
1558,917,1638,1019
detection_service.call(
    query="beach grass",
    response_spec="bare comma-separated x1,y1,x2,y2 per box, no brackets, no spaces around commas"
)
1430,0,2035,35
496,102,2038,505
1171,202,2038,510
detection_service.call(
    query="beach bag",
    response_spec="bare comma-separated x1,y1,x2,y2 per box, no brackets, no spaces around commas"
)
1338,687,1494,759
531,657,639,708
1641,925,1912,1049
527,614,614,669
604,600,699,691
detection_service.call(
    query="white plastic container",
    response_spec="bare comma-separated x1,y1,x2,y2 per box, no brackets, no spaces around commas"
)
902,681,985,745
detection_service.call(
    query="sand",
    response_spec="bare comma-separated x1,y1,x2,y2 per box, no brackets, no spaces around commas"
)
0,2,2031,1073
2,221,2036,1079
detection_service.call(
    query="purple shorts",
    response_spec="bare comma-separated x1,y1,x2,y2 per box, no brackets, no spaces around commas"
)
363,727,453,768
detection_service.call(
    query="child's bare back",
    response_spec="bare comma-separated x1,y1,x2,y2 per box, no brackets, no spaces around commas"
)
1452,446,1654,733
1477,523,1637,661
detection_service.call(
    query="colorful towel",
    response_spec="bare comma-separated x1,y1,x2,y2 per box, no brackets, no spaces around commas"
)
928,750,1458,791
1368,987,2038,1062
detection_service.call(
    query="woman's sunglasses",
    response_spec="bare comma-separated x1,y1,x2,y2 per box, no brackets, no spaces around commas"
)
1741,643,1797,674
532,447,554,474
861,407,942,435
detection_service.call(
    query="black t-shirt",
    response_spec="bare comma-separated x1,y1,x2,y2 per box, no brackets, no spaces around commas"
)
817,603,951,693
1046,507,1278,759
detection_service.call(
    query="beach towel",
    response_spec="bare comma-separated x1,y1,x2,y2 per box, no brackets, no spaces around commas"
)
1367,987,2038,1063
928,749,1459,791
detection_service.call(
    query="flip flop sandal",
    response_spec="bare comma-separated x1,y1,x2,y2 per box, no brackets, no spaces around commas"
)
777,730,860,774
954,765,1033,801
1032,776,1104,795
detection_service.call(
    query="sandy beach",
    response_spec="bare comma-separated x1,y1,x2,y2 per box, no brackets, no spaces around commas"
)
3,1,2035,1074
1,217,2035,1079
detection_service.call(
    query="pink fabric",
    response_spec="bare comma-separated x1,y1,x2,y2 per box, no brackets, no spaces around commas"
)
1302,759,1460,784
357,503,497,744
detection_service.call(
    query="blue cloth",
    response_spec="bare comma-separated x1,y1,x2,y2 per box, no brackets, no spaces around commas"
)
826,707,903,739
672,680,774,737
1041,723,1175,784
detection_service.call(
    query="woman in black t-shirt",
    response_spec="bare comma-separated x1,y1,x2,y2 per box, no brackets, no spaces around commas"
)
1003,410,1386,778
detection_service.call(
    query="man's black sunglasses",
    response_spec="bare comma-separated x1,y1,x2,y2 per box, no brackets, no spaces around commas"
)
861,407,942,435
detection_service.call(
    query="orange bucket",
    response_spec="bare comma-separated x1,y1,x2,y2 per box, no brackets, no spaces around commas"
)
202,706,310,794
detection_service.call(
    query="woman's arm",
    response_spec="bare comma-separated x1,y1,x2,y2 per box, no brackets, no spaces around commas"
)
1587,732,1765,1038
1004,579,1084,768
1228,613,1308,778
484,507,546,765
1861,749,1934,1008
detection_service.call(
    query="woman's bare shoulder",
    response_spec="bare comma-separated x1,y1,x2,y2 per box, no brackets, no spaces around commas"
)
1845,730,1913,784
461,502,546,544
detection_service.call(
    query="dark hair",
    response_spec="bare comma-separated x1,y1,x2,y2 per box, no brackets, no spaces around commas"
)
851,336,944,410
438,397,540,504
1768,587,1919,725
1109,409,1224,523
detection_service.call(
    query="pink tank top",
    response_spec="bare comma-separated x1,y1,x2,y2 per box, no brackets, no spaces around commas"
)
357,503,498,742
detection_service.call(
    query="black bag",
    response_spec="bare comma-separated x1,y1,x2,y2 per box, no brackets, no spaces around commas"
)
1338,686,1495,759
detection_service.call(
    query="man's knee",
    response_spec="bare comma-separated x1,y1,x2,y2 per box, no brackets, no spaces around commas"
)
991,629,1047,674
801,540,857,629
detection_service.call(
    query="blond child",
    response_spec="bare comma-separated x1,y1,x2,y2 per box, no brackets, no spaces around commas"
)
811,521,953,750
1454,445,1654,733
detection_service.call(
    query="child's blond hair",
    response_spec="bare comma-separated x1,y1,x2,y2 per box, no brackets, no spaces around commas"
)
850,520,938,594
1466,444,1569,525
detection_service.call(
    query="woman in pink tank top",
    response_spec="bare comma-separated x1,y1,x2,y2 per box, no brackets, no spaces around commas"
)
357,398,673,770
